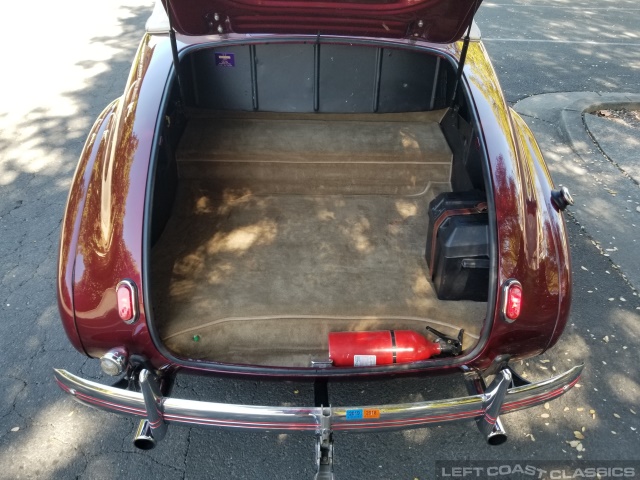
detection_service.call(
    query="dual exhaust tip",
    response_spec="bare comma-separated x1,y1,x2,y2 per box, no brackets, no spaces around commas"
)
133,419,157,450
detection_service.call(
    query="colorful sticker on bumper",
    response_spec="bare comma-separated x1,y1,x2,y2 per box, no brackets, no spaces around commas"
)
346,409,363,420
215,53,235,67
345,409,381,420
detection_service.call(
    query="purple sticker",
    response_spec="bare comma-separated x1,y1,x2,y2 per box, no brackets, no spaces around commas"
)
215,53,235,67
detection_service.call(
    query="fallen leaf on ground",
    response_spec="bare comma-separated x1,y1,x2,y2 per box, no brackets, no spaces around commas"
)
10,427,19,432
574,431,585,439
614,413,620,418
541,413,550,418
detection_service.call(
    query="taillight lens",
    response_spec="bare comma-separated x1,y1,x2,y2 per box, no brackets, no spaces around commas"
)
505,283,523,321
116,281,137,322
117,284,133,321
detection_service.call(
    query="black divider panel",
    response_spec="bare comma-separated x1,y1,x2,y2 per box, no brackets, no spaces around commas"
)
255,44,315,112
191,46,254,110
318,44,378,113
189,43,449,113
378,49,437,112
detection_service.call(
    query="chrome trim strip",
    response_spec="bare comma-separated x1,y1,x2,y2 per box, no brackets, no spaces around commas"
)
54,365,582,433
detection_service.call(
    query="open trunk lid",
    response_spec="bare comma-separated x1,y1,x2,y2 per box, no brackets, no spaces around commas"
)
162,0,482,43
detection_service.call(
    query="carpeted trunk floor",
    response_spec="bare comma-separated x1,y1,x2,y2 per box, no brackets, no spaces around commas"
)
149,110,487,367
150,186,487,367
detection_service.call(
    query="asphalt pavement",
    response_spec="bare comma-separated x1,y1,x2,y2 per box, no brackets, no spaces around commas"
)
0,1,639,479
515,92,640,290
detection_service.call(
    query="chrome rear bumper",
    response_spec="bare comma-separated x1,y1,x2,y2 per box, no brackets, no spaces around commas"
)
55,365,582,479
54,365,582,433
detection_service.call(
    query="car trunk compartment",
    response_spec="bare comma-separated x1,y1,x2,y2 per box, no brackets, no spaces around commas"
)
147,41,491,368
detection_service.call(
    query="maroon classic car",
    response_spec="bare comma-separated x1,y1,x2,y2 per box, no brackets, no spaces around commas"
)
55,0,582,476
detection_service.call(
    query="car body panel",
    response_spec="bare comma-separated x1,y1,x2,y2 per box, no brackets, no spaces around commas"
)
66,35,172,366
58,32,572,378
461,42,571,365
162,0,482,43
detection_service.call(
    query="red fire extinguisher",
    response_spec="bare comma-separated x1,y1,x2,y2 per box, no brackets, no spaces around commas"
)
328,327,463,367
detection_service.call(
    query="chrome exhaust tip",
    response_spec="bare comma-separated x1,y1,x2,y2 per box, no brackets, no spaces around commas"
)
486,418,508,446
463,368,511,446
487,432,508,446
133,419,156,450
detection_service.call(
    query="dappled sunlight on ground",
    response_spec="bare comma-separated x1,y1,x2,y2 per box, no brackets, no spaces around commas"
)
477,3,640,102
0,1,155,478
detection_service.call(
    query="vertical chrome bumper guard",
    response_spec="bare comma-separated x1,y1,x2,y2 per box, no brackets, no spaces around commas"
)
314,407,334,480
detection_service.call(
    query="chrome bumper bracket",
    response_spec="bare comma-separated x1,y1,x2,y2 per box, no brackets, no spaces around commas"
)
314,407,335,480
463,367,511,445
140,369,168,442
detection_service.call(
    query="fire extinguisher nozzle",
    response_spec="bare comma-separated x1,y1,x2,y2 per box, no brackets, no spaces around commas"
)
425,327,464,356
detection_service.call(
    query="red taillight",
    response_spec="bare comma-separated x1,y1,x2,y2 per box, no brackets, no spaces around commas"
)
505,283,523,321
116,282,135,322
117,284,133,321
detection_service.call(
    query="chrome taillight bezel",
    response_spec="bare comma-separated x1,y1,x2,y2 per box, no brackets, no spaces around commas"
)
501,279,523,323
116,279,139,324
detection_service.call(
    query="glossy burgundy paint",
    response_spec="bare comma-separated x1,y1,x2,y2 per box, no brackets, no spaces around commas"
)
68,35,174,368
57,100,120,356
163,0,481,43
58,33,571,379
462,41,571,366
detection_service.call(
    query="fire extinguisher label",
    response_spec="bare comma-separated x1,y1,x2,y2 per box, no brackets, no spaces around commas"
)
354,355,376,366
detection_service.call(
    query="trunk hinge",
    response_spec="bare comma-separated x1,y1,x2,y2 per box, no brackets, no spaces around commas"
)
166,0,186,104
449,1,481,106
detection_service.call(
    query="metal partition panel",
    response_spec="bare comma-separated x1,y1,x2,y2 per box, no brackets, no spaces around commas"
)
318,44,379,113
190,43,446,113
255,44,315,112
192,46,254,110
378,49,437,112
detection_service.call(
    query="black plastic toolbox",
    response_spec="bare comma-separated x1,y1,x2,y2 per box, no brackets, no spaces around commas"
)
426,191,489,301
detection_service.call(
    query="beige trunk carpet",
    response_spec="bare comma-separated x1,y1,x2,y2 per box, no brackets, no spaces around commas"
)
149,110,487,367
